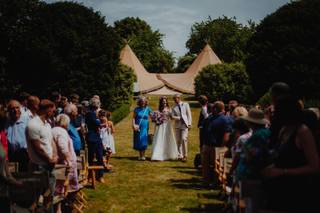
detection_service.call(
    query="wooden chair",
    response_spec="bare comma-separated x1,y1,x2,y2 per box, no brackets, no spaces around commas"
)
7,162,19,173
222,157,233,194
214,147,228,176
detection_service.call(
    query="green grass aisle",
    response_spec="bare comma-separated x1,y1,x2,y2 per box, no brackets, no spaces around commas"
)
84,96,224,213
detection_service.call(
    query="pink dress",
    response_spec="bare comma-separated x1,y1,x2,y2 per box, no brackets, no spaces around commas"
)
52,126,79,194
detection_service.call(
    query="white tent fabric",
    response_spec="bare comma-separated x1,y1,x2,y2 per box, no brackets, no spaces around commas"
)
120,44,164,93
158,44,222,94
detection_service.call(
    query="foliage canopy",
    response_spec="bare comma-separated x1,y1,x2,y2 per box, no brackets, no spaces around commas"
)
114,17,175,73
186,16,255,63
246,0,320,100
195,63,252,103
0,1,134,110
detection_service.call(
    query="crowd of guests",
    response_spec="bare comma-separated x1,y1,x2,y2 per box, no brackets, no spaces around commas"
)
197,82,320,212
0,92,116,212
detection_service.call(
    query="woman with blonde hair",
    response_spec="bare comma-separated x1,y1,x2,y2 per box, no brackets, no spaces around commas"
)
132,96,152,160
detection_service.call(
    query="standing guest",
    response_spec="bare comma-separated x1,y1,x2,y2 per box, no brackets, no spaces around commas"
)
64,104,82,156
92,95,102,114
0,107,8,161
106,111,116,154
132,96,152,161
262,95,320,212
18,92,30,116
235,109,270,212
172,94,192,162
268,82,291,149
202,101,232,184
26,95,40,120
6,100,29,171
197,95,209,151
226,100,238,116
86,98,105,182
26,99,58,211
98,110,112,169
50,91,62,115
69,94,80,105
52,114,78,213
60,96,69,112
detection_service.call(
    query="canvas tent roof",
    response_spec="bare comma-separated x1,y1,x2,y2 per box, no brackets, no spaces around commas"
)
158,44,221,94
147,85,182,95
120,44,164,93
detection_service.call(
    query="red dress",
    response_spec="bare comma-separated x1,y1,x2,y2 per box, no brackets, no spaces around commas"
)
0,130,8,160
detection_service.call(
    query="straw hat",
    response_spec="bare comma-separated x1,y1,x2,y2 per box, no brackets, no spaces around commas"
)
241,108,268,125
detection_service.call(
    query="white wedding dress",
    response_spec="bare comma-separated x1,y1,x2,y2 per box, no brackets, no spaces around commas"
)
151,110,179,161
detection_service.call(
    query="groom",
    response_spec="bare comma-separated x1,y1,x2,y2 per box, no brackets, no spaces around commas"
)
172,94,192,162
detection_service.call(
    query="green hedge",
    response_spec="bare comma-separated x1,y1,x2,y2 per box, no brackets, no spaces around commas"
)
111,104,131,124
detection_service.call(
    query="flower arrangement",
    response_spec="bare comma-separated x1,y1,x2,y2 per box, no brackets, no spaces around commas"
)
151,111,167,125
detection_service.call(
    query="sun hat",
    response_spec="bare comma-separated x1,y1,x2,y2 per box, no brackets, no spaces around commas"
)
241,108,268,125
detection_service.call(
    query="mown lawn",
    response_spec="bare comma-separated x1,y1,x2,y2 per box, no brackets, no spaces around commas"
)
84,96,224,213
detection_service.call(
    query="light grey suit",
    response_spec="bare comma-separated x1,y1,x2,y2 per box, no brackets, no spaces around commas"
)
172,102,192,158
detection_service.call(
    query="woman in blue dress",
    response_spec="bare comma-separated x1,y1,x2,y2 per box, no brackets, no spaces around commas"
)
132,96,152,160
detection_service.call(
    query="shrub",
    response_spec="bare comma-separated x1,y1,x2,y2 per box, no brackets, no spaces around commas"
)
111,104,131,124
195,62,252,103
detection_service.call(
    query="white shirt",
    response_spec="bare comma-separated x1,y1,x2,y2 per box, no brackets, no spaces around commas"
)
26,115,53,165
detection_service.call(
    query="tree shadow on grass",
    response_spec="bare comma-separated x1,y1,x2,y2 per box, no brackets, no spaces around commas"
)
112,156,139,161
170,177,208,190
180,203,224,213
177,169,202,176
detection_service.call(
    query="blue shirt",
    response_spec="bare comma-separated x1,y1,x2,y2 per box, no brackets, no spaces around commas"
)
6,115,28,152
85,110,101,143
68,123,82,152
204,113,233,146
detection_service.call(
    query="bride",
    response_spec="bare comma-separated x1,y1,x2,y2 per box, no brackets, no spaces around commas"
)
151,96,179,161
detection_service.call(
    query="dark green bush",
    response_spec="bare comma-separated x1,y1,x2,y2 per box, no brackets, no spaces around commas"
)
246,0,320,100
195,62,252,103
111,104,131,124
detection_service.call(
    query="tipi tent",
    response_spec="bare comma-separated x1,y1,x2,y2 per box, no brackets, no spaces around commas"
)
119,43,221,95
120,44,164,93
158,44,221,94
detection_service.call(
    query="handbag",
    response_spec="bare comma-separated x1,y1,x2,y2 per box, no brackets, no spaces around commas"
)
134,108,148,132
148,134,153,145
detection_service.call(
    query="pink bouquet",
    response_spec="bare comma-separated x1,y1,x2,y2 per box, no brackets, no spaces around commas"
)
151,111,167,125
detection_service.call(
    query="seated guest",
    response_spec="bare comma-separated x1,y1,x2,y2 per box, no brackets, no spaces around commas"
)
52,114,78,213
64,104,82,155
26,99,58,211
6,100,29,171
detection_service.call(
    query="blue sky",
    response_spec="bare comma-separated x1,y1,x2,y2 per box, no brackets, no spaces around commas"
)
45,0,290,57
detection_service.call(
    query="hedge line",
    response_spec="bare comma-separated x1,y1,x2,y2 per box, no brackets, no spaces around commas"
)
111,104,131,124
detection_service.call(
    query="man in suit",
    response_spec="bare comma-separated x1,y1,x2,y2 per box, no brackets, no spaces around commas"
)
172,94,192,162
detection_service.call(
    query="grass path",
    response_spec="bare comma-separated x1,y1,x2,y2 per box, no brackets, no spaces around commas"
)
84,97,224,213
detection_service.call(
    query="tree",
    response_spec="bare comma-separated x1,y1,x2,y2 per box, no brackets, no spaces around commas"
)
114,17,175,73
186,16,255,63
194,62,252,103
0,1,134,109
0,0,41,99
174,54,196,73
246,0,320,100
